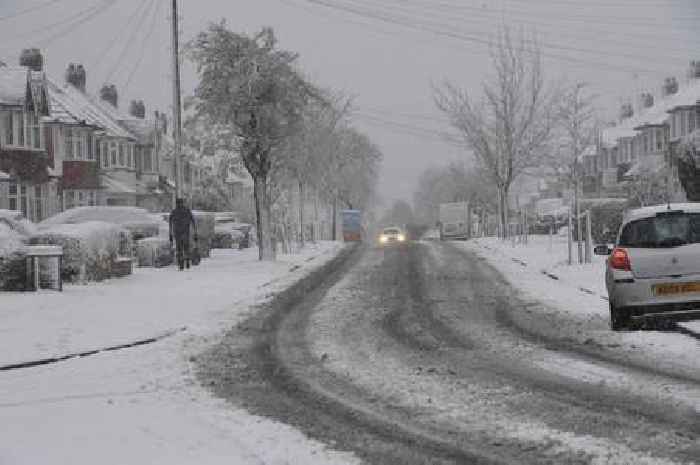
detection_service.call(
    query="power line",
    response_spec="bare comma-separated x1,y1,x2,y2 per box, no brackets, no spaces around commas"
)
0,0,112,46
103,0,158,84
93,0,155,73
379,0,697,56
0,0,64,22
300,0,670,74
36,0,118,49
123,0,164,92
336,0,689,68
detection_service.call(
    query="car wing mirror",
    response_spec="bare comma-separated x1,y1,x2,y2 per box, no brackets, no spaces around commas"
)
594,245,612,256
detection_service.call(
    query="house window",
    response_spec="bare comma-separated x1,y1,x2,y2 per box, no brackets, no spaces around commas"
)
643,133,648,154
128,145,133,168
16,112,25,146
34,185,42,222
101,143,109,168
29,113,41,149
86,133,94,161
689,110,696,134
143,148,153,171
656,129,663,151
4,112,13,145
118,143,125,166
8,182,17,210
681,112,687,136
20,184,27,217
64,128,74,160
110,141,117,165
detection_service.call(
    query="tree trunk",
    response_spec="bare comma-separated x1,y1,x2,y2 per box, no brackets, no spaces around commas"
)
498,185,509,239
299,181,305,248
331,196,337,241
253,173,275,261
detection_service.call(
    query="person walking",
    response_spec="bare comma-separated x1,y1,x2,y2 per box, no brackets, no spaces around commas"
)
169,198,197,270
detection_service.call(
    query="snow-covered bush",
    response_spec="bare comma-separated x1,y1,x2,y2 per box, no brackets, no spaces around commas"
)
30,221,130,282
193,211,215,258
581,199,629,244
0,222,28,291
135,237,173,267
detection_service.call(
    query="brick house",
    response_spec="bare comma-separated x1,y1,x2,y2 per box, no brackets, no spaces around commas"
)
0,53,60,221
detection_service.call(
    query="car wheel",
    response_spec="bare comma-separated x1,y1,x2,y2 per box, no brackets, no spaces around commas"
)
609,303,630,331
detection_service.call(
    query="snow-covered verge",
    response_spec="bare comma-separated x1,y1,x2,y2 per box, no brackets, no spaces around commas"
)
456,235,700,379
0,242,360,465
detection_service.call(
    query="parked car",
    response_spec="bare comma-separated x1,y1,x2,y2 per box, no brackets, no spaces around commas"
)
596,203,700,330
40,206,159,241
212,213,245,249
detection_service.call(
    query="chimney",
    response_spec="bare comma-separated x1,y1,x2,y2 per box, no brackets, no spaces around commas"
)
100,84,118,107
620,102,633,120
65,63,86,91
662,77,679,97
640,92,654,109
129,100,145,118
19,48,43,72
689,61,700,79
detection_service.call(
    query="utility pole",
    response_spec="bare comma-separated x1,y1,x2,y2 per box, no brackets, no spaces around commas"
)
170,0,183,204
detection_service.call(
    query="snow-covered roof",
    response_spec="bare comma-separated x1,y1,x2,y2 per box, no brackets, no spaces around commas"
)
665,79,700,113
602,79,700,147
0,170,10,180
43,78,134,139
118,118,156,144
623,202,700,223
0,66,27,106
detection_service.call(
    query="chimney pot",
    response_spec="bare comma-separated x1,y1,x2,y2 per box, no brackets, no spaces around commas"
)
100,84,118,108
65,63,86,91
662,77,679,97
620,102,634,120
19,48,43,72
129,99,145,118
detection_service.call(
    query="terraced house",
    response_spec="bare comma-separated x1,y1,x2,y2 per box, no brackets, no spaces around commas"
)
584,62,700,202
0,50,59,221
0,49,205,218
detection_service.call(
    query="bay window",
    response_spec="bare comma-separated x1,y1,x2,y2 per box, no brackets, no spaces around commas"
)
118,143,125,166
110,141,117,166
689,109,696,134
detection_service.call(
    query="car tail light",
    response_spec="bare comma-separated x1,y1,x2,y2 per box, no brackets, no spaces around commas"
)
609,247,631,271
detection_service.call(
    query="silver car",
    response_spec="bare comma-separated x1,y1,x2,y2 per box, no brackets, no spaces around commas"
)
596,203,700,330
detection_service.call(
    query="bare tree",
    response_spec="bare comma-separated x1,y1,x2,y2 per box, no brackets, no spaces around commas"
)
434,27,557,237
188,24,316,260
556,82,597,262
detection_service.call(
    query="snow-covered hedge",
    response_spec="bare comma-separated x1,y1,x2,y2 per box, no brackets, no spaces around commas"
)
30,221,131,282
0,222,28,291
135,237,173,268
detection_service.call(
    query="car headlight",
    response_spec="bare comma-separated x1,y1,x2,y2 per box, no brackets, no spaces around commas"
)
379,235,388,243
398,234,405,242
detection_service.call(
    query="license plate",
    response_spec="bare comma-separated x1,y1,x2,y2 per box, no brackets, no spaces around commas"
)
653,282,700,296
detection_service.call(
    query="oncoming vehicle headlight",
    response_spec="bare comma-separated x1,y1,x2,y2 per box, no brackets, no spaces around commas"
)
379,235,388,243
397,234,405,242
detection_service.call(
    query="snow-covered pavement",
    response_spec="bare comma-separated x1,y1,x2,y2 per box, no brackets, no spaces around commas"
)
0,243,360,465
457,235,700,378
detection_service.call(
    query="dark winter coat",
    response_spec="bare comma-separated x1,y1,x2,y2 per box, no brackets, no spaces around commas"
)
169,206,196,238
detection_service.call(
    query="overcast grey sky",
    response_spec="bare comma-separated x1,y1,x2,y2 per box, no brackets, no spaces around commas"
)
2,0,699,205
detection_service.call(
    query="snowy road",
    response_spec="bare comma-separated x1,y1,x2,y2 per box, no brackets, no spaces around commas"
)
203,241,700,464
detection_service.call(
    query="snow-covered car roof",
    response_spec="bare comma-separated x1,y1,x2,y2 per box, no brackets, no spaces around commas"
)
40,206,157,229
623,203,700,223
0,209,37,237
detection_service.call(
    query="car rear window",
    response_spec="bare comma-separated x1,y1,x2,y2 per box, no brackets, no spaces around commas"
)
619,213,700,248
383,228,400,234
